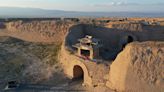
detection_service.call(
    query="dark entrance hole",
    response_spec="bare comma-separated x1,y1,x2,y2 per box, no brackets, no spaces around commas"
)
127,36,134,43
81,49,90,57
122,35,134,49
73,65,84,81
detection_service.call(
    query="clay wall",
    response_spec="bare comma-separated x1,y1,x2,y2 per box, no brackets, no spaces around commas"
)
106,42,164,92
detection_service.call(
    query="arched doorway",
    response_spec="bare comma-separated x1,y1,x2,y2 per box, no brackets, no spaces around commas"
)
73,65,84,81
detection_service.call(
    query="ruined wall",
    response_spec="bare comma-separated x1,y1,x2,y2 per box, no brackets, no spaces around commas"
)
62,23,164,90
105,20,164,31
61,25,112,86
65,24,164,60
1,20,164,45
2,20,74,43
79,25,164,50
59,43,92,86
106,42,164,92
107,22,143,31
59,39,110,86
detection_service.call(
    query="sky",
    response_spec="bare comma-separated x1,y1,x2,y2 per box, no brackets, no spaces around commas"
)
0,0,164,12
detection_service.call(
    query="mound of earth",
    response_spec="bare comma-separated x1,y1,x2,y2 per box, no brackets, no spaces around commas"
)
107,42,164,92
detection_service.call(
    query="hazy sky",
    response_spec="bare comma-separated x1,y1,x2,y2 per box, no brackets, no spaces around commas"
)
0,0,164,12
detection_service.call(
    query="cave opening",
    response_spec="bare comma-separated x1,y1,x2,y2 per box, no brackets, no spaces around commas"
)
122,35,134,48
127,36,134,43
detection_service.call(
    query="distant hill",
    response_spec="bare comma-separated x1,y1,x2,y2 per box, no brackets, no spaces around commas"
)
0,7,163,18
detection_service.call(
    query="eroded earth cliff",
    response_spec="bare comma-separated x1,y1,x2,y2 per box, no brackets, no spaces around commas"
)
107,42,164,92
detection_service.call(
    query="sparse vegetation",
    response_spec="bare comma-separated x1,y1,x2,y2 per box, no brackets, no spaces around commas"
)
0,37,62,84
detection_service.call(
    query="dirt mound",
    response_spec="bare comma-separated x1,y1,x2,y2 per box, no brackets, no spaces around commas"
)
107,42,164,92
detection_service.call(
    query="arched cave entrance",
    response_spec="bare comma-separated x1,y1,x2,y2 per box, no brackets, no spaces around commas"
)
73,65,84,81
122,35,134,49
